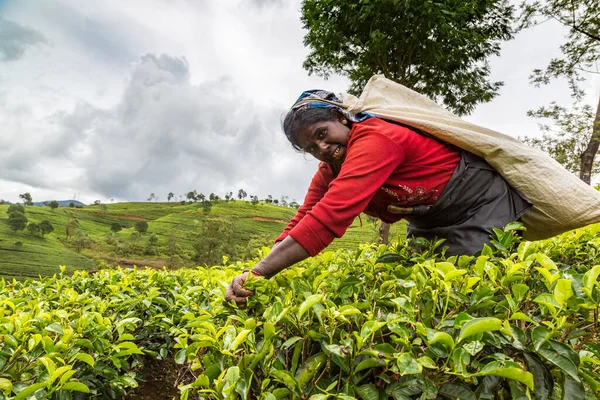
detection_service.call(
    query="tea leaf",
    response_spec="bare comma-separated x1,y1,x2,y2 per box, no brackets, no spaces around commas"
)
458,317,502,342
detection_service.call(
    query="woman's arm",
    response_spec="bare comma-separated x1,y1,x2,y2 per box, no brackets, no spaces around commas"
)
226,236,308,306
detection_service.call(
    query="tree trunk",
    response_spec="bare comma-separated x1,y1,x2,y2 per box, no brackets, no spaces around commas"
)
379,222,390,245
579,94,600,185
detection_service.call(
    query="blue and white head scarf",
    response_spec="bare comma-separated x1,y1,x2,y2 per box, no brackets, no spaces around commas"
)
291,90,372,123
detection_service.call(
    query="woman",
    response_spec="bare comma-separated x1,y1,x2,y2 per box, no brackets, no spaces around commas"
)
226,90,530,306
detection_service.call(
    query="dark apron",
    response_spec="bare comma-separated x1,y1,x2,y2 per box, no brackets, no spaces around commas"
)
404,151,531,256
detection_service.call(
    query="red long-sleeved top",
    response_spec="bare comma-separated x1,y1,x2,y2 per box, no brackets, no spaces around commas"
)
276,117,461,256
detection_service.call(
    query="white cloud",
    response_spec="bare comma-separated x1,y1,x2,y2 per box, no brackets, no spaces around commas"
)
0,17,48,61
0,0,596,205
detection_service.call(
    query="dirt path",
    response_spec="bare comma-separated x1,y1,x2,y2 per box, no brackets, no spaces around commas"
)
88,212,151,221
251,216,288,223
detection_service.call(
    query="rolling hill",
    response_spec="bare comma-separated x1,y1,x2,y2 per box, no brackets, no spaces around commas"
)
0,201,405,280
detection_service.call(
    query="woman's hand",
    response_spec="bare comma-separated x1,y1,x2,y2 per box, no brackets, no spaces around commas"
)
225,272,253,306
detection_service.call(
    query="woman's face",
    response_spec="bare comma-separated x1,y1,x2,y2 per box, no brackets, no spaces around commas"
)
296,119,351,165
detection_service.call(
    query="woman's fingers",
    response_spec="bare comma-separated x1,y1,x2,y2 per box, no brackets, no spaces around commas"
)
225,273,253,306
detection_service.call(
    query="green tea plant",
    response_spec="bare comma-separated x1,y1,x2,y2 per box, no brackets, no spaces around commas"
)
0,225,599,399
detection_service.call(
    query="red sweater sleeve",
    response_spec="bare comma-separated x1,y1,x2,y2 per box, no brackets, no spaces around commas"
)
288,125,405,256
276,165,333,243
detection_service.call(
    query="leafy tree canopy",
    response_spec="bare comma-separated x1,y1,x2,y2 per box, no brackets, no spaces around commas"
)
134,221,149,234
8,212,28,232
19,192,33,206
301,0,515,115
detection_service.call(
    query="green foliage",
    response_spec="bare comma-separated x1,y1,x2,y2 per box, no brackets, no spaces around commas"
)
301,0,515,115
18,193,33,207
134,221,148,234
38,220,54,237
7,212,27,232
1,226,600,399
522,102,598,177
192,217,235,265
519,0,600,185
26,222,40,236
7,204,24,216
110,222,122,233
48,200,59,210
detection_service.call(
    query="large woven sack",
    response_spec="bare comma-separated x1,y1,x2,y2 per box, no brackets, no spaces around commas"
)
298,75,600,240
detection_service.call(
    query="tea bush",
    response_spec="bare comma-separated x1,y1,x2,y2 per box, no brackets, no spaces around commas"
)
0,225,599,399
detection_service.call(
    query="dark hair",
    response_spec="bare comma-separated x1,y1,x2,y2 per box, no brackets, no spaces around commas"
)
282,107,342,151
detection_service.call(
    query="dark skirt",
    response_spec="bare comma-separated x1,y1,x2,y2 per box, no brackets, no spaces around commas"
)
405,151,531,256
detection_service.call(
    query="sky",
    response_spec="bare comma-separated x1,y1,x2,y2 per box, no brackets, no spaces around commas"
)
0,0,598,205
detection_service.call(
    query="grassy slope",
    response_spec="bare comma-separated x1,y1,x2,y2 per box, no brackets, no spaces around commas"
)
0,202,405,279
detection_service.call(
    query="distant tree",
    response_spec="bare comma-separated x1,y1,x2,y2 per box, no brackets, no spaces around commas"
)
280,195,288,207
48,200,59,210
8,212,28,232
197,193,206,202
251,196,259,206
147,193,156,202
134,221,149,233
201,201,213,216
110,223,122,233
224,192,232,202
39,220,54,237
522,102,598,176
273,199,279,205
27,222,40,236
209,193,216,202
289,201,300,209
187,191,197,203
192,218,235,265
68,202,75,208
166,230,181,269
266,195,273,204
19,193,33,206
7,204,25,216
65,215,80,240
147,233,159,246
238,189,247,201
73,230,91,253
93,200,101,205
14,241,23,248
0,199,5,204
167,192,174,202
519,0,600,184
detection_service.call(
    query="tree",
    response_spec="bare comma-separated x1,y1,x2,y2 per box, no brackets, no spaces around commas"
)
27,222,40,236
191,218,235,265
93,200,101,205
48,200,59,210
251,196,259,206
8,212,27,232
520,0,600,184
301,0,515,115
72,230,91,253
187,191,197,203
65,214,80,240
266,195,273,204
197,193,206,202
19,192,33,206
167,192,174,202
110,223,122,233
147,193,156,202
522,102,598,176
238,189,247,201
134,221,148,233
7,204,25,216
39,220,54,237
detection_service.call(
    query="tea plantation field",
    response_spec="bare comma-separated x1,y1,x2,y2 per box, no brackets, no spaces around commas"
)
0,225,599,399
0,202,405,280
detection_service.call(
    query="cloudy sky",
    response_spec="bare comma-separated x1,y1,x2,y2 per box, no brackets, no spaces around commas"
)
0,0,598,205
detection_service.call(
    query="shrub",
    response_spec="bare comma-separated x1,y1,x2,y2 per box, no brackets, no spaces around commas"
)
134,221,148,234
110,223,122,233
